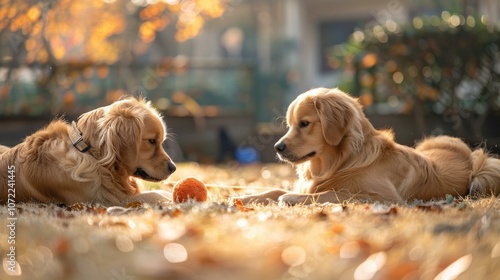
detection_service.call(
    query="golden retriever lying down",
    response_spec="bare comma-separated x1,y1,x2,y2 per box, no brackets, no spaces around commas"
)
238,88,500,205
0,97,176,206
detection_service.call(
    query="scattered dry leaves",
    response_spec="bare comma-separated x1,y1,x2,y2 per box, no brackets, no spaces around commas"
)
0,164,498,280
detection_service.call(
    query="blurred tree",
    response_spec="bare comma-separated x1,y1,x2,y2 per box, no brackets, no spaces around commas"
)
0,0,228,114
329,13,500,142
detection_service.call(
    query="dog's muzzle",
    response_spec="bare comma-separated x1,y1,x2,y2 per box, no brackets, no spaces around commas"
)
167,162,177,173
274,141,287,152
134,168,162,181
274,141,316,163
134,162,176,182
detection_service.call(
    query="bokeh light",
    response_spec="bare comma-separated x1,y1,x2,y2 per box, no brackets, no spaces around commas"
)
281,245,307,267
164,243,188,263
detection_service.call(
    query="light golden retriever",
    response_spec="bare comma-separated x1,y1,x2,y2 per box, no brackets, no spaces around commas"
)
238,88,500,205
0,97,176,206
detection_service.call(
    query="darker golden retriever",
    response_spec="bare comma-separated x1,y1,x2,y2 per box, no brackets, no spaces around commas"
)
238,88,500,205
0,97,176,206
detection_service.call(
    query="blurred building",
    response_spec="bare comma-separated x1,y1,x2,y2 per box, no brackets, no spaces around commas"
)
1,0,500,162
167,0,500,161
186,0,500,110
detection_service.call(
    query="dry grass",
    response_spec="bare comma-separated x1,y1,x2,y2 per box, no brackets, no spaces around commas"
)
1,163,499,280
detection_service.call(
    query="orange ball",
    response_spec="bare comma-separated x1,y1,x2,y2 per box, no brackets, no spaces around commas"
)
173,177,207,203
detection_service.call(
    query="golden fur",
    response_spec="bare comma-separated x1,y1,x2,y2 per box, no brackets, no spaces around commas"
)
238,88,500,205
0,97,176,206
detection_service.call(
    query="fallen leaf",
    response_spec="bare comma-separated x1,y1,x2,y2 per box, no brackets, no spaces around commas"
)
126,201,143,208
52,238,70,256
86,205,107,215
172,208,183,217
233,199,254,212
329,223,346,235
67,203,86,211
161,208,184,217
415,203,443,212
15,206,24,214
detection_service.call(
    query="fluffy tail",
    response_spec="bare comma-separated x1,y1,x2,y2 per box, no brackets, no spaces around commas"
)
470,149,500,197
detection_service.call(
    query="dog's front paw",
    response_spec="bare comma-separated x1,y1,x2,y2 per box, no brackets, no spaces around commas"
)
231,189,288,206
278,193,311,206
129,190,172,206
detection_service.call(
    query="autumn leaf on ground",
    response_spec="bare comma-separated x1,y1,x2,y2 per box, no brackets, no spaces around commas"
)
67,202,87,211
233,199,254,212
415,203,443,212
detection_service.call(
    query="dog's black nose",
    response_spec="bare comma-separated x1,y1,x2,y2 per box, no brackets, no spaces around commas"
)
167,162,177,173
274,142,286,152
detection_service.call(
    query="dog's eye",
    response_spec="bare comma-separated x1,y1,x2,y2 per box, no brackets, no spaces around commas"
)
148,139,157,145
298,121,310,128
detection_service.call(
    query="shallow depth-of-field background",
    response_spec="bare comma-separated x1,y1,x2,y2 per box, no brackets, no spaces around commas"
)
1,162,499,280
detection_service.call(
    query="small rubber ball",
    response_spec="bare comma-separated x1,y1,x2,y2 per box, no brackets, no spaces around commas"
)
173,177,207,203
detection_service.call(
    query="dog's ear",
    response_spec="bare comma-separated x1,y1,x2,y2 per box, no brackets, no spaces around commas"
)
78,107,105,144
97,100,143,171
313,92,354,146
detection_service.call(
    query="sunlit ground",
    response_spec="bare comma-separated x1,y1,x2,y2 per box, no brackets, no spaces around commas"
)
1,163,499,280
